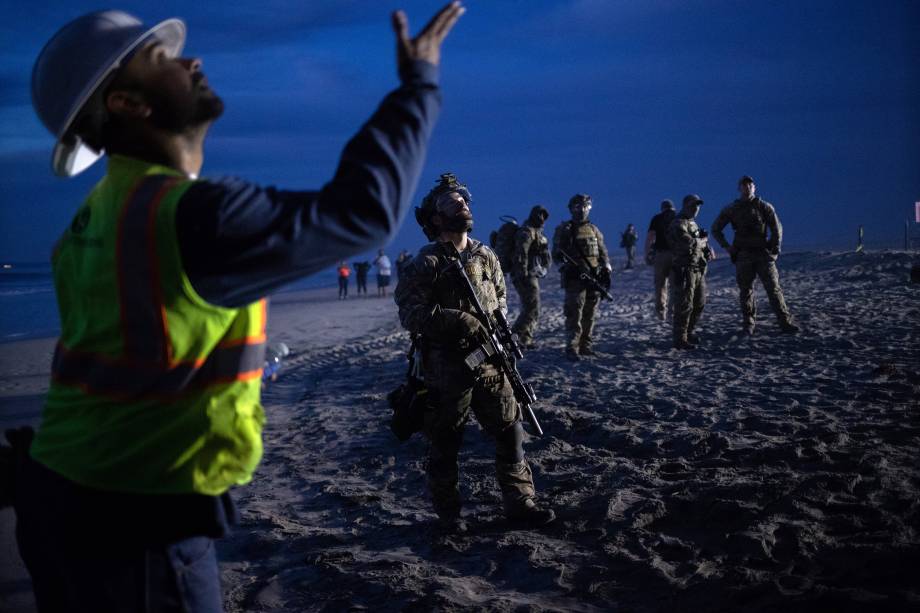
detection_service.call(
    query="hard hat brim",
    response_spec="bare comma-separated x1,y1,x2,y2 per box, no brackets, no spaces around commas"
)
51,18,186,177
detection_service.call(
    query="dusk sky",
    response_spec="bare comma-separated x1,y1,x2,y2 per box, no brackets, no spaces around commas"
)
1,0,918,265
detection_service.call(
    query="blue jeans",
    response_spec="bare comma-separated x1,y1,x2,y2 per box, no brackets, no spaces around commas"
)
15,458,224,613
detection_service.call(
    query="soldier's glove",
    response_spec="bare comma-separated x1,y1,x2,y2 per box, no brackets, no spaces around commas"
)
425,308,485,345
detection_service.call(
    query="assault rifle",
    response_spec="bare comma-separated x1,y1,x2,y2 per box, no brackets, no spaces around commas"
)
557,249,613,301
446,258,543,436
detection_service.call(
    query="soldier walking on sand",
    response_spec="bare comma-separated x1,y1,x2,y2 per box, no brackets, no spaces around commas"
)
644,199,677,320
510,205,550,348
620,223,638,269
552,194,611,361
395,173,555,532
668,195,715,349
711,176,799,336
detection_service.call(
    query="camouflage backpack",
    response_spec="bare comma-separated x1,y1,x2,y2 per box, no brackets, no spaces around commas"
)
489,215,518,272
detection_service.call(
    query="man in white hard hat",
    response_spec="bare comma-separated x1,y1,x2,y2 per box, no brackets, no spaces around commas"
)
15,4,464,611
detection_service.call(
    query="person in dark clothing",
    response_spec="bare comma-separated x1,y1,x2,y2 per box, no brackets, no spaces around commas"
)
620,223,638,269
396,249,412,276
337,261,351,299
354,261,371,296
18,4,464,611
644,200,677,320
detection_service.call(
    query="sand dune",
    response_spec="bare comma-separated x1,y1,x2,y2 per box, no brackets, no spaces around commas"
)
214,251,920,612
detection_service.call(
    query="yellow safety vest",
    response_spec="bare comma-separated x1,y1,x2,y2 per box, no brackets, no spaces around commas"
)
31,156,267,496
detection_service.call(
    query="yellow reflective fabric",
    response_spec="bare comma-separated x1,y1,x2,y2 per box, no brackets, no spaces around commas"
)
32,156,267,495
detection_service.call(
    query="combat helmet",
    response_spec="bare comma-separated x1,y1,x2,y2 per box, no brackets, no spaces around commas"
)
568,194,592,208
415,172,472,240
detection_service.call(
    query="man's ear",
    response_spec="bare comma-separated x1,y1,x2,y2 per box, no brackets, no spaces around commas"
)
430,213,443,228
105,90,152,119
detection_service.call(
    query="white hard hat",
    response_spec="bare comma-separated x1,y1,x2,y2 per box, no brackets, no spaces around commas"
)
31,10,185,178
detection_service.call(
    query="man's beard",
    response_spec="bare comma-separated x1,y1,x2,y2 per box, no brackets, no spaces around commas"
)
443,212,473,233
147,79,224,133
571,210,589,223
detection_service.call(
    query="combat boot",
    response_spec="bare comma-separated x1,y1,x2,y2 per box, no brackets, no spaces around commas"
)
496,460,556,526
742,323,755,336
565,347,581,362
578,342,596,357
435,516,469,534
686,332,700,345
780,321,800,334
517,335,535,350
427,448,462,526
673,337,695,350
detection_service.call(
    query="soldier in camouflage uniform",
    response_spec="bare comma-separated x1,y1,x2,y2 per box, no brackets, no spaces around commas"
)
668,195,715,349
395,173,555,531
511,205,550,348
711,176,799,336
552,194,611,361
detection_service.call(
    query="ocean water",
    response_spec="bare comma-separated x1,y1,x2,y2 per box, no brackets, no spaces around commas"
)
0,262,338,343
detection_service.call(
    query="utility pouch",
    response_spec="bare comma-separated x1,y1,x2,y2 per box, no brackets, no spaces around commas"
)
463,341,495,370
388,382,427,442
388,339,427,442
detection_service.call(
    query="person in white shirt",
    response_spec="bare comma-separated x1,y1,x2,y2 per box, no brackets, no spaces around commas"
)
374,249,393,297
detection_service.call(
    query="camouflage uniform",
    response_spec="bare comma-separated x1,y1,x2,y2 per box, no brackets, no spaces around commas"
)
667,204,710,346
510,222,549,346
394,238,541,521
711,197,794,331
552,220,609,353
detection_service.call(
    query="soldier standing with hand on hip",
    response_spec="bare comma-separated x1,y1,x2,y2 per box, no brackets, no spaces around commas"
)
668,195,715,349
711,176,799,336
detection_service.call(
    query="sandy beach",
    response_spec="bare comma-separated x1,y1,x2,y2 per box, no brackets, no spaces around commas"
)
2,251,918,611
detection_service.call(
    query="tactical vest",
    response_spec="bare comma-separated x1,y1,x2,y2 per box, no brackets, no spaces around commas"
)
560,221,602,267
31,156,267,496
728,198,770,250
420,241,502,319
669,217,709,269
513,225,549,276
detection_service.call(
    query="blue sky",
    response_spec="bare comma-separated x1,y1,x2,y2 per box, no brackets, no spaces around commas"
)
1,0,918,264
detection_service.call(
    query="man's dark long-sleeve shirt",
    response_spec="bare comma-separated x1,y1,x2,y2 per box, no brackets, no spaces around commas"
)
176,60,441,307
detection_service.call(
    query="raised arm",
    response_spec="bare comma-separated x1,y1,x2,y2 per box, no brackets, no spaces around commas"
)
176,3,465,307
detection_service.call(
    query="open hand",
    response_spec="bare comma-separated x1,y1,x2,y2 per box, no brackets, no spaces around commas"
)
392,1,465,70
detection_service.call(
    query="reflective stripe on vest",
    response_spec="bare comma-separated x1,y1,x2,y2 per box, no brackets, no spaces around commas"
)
51,175,266,397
